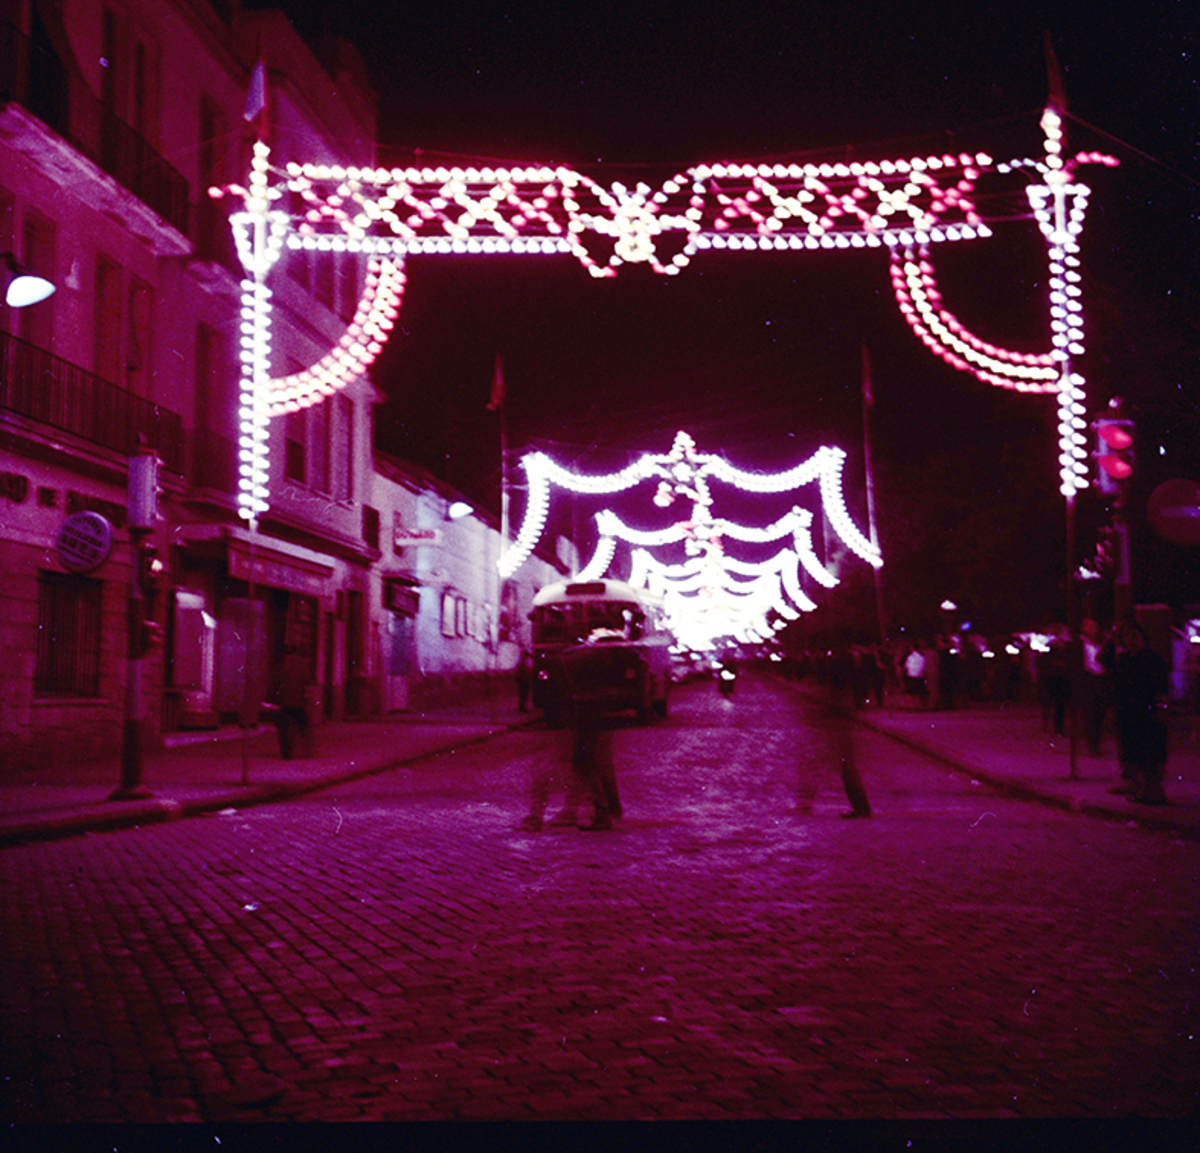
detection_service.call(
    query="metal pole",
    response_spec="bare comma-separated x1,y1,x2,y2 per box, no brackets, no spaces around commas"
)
861,344,886,646
113,526,153,799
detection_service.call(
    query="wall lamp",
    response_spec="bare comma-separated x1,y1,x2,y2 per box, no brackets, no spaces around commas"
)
447,500,473,521
2,253,56,308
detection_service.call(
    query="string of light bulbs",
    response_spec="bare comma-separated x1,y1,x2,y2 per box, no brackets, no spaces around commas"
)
214,108,1117,524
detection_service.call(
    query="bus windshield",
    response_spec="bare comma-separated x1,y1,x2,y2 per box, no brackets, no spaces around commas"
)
531,601,645,645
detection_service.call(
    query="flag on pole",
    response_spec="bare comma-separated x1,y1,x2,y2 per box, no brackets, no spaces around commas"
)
1044,30,1068,113
244,60,267,123
487,353,505,411
861,343,874,408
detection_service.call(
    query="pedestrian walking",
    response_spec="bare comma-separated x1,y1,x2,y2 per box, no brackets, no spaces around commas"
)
826,635,871,817
518,728,589,831
1039,631,1072,735
571,707,622,830
1078,618,1115,755
1110,621,1171,805
903,642,928,709
824,700,871,818
515,650,533,713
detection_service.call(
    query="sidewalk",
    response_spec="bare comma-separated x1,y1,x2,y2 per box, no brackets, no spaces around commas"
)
0,698,538,847
844,689,1200,841
2,687,1198,846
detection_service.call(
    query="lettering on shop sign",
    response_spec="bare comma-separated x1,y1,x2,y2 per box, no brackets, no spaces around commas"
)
0,471,29,503
55,512,115,573
229,549,329,598
393,518,441,549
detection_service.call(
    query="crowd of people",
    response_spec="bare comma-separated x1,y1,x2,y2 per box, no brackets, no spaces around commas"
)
787,617,1176,806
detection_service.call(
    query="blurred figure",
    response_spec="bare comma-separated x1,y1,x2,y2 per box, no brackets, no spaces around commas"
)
515,650,533,713
1078,618,1115,755
1110,621,1170,805
1038,630,1072,736
571,706,622,830
275,645,313,759
934,636,959,710
902,642,929,709
829,645,857,710
825,635,872,818
519,730,589,832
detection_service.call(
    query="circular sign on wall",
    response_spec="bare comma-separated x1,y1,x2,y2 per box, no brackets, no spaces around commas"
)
1148,479,1200,547
55,512,115,573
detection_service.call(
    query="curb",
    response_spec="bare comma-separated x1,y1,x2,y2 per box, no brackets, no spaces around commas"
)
854,712,1200,843
0,713,542,848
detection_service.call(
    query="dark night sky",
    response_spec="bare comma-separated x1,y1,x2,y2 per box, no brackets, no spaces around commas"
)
256,0,1198,611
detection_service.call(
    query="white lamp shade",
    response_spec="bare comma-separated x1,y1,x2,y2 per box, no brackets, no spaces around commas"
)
6,274,56,308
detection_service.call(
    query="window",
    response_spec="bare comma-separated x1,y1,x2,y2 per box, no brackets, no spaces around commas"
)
335,395,354,501
311,399,330,494
196,97,235,265
19,211,55,349
362,505,380,550
35,571,102,696
0,186,12,334
126,275,152,395
194,322,235,491
285,409,306,484
441,592,459,638
94,255,122,382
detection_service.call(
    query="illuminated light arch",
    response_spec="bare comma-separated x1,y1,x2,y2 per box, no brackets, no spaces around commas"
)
501,431,878,649
215,108,1117,522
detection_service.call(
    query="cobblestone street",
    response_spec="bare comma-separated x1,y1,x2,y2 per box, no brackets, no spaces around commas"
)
2,674,1197,1121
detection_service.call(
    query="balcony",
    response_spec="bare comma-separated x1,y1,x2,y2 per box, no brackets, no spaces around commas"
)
0,21,189,236
0,329,183,473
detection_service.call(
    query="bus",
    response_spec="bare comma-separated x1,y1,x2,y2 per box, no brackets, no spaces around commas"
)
529,579,672,726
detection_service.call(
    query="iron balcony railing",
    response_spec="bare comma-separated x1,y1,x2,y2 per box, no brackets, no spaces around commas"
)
0,329,183,473
0,21,189,233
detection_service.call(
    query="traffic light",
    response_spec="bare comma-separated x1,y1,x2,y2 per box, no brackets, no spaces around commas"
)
139,618,164,652
1094,415,1134,495
138,544,164,591
128,450,162,531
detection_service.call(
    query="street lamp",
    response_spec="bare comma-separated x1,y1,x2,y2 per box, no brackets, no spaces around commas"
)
1,252,56,308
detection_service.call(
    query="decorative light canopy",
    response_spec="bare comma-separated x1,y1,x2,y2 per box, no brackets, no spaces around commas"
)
214,108,1116,523
500,431,880,649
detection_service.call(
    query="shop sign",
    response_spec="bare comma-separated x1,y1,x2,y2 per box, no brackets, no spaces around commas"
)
55,512,114,573
394,522,441,548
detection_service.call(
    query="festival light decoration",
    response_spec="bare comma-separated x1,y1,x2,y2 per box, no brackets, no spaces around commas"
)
214,108,1116,523
500,431,879,649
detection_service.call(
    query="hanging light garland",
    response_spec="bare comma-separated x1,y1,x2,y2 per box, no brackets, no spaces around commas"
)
498,431,878,649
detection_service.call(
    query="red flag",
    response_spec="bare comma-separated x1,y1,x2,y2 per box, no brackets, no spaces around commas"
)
1044,31,1068,114
487,353,505,411
244,60,267,124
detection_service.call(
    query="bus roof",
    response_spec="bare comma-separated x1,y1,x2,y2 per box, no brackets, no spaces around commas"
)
532,579,646,607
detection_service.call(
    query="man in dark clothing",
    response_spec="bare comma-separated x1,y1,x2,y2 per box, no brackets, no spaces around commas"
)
1111,622,1170,805
275,647,312,759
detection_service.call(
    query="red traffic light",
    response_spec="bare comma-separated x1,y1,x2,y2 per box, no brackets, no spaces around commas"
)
1097,423,1133,451
1094,416,1134,493
1099,454,1133,481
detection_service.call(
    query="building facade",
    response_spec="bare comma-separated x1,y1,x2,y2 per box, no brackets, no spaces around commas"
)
0,0,572,771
